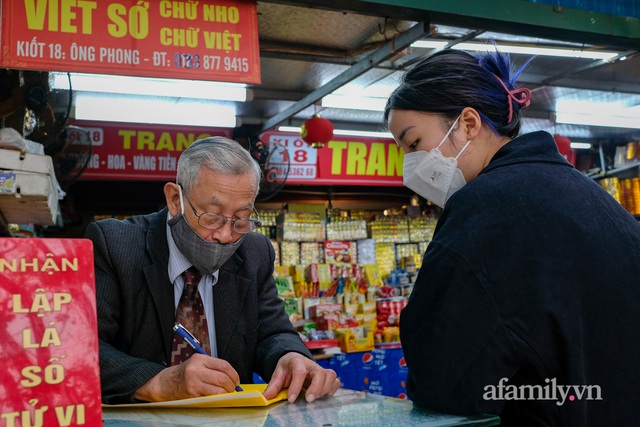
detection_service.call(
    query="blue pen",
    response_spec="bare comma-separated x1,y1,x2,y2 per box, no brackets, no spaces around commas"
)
173,323,208,354
173,323,244,392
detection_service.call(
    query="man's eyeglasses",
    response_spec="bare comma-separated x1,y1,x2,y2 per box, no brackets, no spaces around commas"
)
179,185,262,234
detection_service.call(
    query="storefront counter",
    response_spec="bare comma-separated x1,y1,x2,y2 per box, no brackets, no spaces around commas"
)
103,388,500,426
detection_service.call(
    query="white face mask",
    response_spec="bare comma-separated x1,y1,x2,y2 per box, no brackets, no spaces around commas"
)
402,116,471,208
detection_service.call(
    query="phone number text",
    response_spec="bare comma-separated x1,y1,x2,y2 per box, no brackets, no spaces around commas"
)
174,53,249,72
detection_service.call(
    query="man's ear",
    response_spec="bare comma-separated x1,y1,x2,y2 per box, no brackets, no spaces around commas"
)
164,183,181,216
459,107,482,140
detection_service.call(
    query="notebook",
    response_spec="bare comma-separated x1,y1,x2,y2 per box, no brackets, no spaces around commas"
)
102,384,288,409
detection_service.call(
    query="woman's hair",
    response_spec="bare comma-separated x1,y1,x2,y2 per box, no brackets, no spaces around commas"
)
177,136,261,196
384,48,532,138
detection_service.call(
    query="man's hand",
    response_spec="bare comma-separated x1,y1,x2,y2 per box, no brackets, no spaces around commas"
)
263,352,341,403
133,354,241,402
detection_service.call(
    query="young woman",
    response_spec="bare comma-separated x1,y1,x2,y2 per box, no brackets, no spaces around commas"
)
385,48,640,426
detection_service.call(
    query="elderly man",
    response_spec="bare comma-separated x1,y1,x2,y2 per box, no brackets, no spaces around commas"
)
87,136,340,404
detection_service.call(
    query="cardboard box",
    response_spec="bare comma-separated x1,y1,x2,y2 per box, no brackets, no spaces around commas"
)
274,265,291,277
324,241,357,264
315,313,340,330
336,326,375,353
309,303,342,319
344,303,360,316
274,276,295,297
356,313,377,328
316,348,408,399
360,301,377,314
0,148,59,225
281,297,303,323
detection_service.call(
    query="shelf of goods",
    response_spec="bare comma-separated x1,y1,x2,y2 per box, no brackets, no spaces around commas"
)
597,160,640,216
255,206,435,371
599,175,640,215
593,141,640,217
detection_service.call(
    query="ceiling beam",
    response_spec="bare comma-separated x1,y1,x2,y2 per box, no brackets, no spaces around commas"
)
394,29,486,72
539,51,640,87
260,50,357,65
522,75,640,95
263,0,640,50
259,21,428,132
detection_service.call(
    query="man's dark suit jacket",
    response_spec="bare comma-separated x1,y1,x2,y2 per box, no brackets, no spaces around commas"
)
85,208,312,403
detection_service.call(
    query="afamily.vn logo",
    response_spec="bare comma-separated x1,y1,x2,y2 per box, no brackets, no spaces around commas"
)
483,378,602,406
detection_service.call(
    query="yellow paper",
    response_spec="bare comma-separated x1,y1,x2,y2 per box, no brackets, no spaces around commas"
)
102,384,288,408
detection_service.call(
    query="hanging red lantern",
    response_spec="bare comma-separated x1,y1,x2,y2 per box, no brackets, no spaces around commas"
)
553,134,577,166
300,114,334,148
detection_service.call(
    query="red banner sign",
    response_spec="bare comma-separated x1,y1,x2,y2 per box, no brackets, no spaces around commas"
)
1,0,260,83
68,120,231,181
260,131,404,186
0,238,102,426
64,124,403,185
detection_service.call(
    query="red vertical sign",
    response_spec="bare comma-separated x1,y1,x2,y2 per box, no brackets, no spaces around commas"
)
0,238,102,426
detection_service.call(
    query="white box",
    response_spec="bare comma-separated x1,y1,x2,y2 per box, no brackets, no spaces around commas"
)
0,148,59,225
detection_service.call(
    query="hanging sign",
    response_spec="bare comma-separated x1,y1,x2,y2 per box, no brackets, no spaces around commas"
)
67,120,232,181
261,132,319,180
1,0,260,83
0,238,102,426
260,131,404,186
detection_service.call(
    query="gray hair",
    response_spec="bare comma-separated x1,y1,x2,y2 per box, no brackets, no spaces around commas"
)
176,136,261,196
